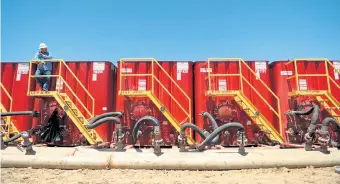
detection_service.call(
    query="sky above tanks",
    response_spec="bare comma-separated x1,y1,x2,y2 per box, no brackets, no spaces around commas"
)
1,0,340,64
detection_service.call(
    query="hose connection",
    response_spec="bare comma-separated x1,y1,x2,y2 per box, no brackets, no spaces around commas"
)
113,124,125,151
20,131,35,155
178,132,187,152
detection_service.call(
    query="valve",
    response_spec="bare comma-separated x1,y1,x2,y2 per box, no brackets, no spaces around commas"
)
20,131,35,155
114,124,125,151
0,132,5,150
178,133,187,152
152,126,162,154
304,133,314,151
236,131,247,154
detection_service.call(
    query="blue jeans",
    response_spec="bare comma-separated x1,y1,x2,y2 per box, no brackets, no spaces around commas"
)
35,69,51,91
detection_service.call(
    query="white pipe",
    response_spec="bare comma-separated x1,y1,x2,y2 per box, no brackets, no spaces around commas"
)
1,148,340,170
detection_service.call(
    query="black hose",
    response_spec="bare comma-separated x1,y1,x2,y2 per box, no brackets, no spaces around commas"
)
197,122,245,151
202,112,219,144
86,117,121,129
4,133,23,143
180,123,207,140
319,117,340,133
87,112,123,126
132,116,160,144
288,106,315,116
306,105,320,135
318,117,340,147
1,111,39,117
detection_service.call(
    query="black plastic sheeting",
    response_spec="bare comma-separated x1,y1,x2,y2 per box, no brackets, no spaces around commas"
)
39,108,61,143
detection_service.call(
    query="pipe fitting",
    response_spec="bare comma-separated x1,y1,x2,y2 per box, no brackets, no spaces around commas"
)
0,110,40,117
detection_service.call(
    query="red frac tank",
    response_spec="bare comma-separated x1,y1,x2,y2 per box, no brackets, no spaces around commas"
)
269,60,338,143
194,60,279,146
30,61,116,145
1,62,34,132
116,60,194,146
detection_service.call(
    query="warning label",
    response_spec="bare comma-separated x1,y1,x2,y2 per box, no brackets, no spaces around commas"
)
177,62,188,73
138,79,146,91
218,80,227,91
299,79,307,90
93,62,105,74
281,71,293,76
255,61,267,73
334,62,340,80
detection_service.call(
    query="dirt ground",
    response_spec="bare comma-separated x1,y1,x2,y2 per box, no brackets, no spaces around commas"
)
1,167,339,184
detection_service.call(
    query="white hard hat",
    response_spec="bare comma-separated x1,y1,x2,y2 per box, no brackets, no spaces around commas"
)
39,43,48,49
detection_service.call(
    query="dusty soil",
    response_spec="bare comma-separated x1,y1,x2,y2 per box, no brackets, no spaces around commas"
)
1,167,339,184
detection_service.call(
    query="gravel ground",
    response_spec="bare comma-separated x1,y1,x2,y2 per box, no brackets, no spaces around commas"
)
1,167,339,184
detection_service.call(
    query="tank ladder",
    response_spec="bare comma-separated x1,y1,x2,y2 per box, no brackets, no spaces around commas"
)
205,58,284,144
0,82,20,140
118,58,195,145
27,59,103,144
286,58,340,122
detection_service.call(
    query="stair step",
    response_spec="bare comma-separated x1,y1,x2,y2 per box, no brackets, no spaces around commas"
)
71,109,79,115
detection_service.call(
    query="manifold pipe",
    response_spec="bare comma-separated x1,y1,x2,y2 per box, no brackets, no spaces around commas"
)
132,116,160,144
2,148,340,170
86,117,121,129
87,112,123,126
180,123,207,140
197,122,245,151
0,111,39,117
202,112,219,144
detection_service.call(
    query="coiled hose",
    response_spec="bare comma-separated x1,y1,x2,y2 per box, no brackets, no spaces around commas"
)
287,105,320,136
202,112,219,144
197,122,245,151
132,116,160,144
1,111,39,117
86,117,121,129
180,123,208,140
318,117,340,147
87,112,123,126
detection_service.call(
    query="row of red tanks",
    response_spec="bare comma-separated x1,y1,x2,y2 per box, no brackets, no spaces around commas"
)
1,59,339,147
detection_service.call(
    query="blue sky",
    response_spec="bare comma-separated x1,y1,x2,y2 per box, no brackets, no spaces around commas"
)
1,0,340,63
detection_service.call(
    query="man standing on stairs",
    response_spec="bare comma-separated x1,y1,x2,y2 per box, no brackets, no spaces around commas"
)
34,43,53,92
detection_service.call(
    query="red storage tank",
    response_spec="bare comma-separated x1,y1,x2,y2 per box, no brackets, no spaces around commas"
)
194,60,280,146
269,60,334,144
116,60,193,146
329,60,340,102
29,61,116,146
1,62,34,133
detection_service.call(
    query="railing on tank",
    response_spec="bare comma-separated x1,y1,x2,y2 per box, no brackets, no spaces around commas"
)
0,82,13,135
0,82,13,112
27,59,95,119
205,58,283,137
285,58,340,93
118,58,192,124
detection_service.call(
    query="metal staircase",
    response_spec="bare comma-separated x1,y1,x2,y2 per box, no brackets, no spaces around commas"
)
205,58,284,144
286,58,340,122
27,59,102,144
118,58,195,145
0,82,20,140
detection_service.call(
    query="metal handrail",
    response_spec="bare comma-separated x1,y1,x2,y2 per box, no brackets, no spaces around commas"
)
0,82,13,112
28,59,95,118
119,58,192,123
285,58,340,93
206,58,282,136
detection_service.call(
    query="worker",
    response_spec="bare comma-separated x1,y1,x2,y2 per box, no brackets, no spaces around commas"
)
34,43,53,91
